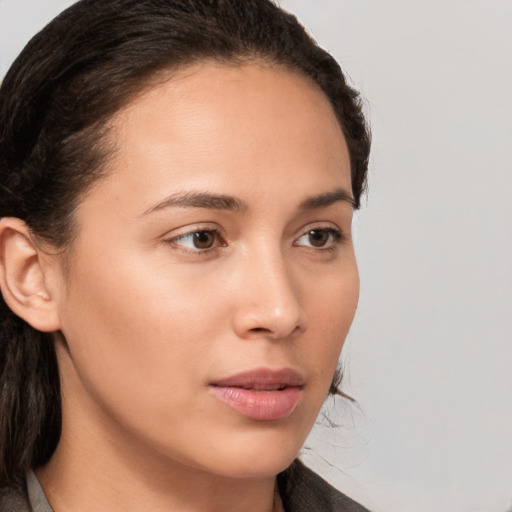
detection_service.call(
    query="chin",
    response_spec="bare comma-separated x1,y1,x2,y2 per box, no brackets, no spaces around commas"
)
189,422,309,480
208,452,297,480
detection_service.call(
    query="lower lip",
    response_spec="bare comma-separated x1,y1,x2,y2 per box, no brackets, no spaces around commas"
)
209,386,302,421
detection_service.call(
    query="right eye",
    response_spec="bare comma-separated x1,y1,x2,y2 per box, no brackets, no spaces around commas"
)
165,229,225,253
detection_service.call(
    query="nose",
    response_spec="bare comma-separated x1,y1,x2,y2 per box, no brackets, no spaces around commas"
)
231,248,307,340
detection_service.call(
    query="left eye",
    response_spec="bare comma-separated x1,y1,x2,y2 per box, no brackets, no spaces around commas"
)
172,230,220,250
295,228,341,248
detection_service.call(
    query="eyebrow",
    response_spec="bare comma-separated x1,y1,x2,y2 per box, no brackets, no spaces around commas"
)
298,188,356,210
142,191,246,216
142,187,355,216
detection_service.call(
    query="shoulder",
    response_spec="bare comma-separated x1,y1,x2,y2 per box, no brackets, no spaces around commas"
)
0,485,31,512
277,459,371,512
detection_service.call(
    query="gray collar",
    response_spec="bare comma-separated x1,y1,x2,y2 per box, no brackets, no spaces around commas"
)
27,471,53,512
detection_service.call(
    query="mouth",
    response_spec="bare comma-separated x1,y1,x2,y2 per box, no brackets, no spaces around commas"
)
209,368,304,421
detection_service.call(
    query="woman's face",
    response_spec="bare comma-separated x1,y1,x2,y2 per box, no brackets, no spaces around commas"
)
51,62,359,478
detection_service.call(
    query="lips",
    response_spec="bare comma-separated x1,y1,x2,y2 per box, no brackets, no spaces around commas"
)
209,368,304,421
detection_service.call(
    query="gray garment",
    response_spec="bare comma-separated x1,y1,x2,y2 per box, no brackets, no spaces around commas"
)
0,471,53,512
26,472,53,512
278,460,370,512
0,461,370,512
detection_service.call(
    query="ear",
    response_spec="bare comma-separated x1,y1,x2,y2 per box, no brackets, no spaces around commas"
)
0,217,62,332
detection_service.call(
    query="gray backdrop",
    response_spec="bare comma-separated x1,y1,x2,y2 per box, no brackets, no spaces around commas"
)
1,1,511,511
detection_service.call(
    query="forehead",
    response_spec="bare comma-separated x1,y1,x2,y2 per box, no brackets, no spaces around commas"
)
93,62,351,213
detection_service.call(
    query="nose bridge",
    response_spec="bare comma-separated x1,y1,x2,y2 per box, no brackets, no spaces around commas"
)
232,242,306,339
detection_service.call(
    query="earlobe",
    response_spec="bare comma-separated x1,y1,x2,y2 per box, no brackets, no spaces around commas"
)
0,217,61,332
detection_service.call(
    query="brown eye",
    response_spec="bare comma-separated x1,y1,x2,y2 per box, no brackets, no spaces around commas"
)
169,229,222,251
192,231,216,249
307,229,330,247
295,228,341,249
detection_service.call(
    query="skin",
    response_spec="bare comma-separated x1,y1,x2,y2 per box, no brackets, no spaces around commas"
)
19,63,359,511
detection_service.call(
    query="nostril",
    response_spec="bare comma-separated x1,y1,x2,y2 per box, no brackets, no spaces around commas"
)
246,324,303,339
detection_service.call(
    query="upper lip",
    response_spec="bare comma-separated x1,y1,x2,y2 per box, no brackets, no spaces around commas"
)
210,368,305,391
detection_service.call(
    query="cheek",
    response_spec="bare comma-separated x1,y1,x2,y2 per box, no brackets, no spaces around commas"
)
301,261,359,385
56,258,238,470
58,252,228,414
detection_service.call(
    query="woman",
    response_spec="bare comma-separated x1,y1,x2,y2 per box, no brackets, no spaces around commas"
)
0,1,371,510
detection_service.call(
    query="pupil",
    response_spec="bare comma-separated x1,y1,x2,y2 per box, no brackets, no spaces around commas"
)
193,231,214,249
308,230,328,247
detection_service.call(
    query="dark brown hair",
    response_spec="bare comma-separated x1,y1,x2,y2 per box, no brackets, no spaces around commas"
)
0,0,370,488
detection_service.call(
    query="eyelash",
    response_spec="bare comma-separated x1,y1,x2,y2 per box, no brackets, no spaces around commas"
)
164,228,226,254
293,227,343,252
163,226,344,255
